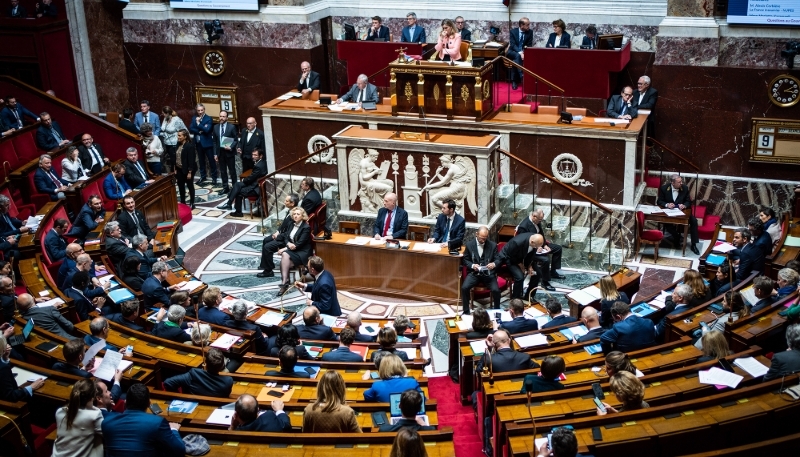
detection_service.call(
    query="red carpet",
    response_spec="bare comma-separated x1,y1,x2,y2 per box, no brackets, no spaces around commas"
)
429,376,484,457
494,81,539,112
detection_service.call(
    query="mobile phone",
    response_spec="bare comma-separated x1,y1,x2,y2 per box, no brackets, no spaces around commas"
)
304,367,316,374
718,358,735,373
370,371,380,380
592,426,603,441
126,345,134,357
149,403,163,415
547,433,552,450
591,382,604,400
371,411,387,426
700,321,709,331
495,312,501,320
267,390,284,397
593,397,606,413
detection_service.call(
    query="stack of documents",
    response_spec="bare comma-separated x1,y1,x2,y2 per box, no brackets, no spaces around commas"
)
255,311,285,326
277,92,303,100
712,241,737,253
514,333,549,348
567,285,603,306
469,340,487,356
637,205,664,215
210,333,239,350
733,357,769,378
559,325,589,340
698,367,743,388
663,208,686,217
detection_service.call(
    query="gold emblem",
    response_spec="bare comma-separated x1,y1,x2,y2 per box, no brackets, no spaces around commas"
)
483,80,490,99
433,84,440,104
404,82,413,102
460,85,470,105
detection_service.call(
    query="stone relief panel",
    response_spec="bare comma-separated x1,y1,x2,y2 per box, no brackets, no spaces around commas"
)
348,148,394,213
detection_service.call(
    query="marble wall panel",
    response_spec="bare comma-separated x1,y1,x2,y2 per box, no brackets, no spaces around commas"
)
655,37,719,66
667,0,714,17
268,117,366,176
719,37,794,69
84,0,129,112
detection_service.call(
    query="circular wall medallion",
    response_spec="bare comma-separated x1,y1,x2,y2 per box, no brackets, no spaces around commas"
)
768,74,800,107
202,50,226,76
306,135,334,164
551,153,583,184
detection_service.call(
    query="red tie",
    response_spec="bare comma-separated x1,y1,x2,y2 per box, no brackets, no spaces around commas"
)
383,210,392,237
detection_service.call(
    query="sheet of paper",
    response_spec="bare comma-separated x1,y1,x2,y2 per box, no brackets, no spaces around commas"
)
583,285,603,300
220,295,257,312
206,408,235,426
321,314,337,327
636,204,663,215
97,275,116,286
663,208,686,217
524,307,545,318
82,339,106,367
739,285,757,307
698,367,743,388
717,230,728,241
469,340,487,355
345,237,371,245
36,297,64,308
410,243,442,252
396,347,416,359
456,315,473,331
369,239,388,246
733,357,769,378
11,367,47,384
255,311,285,326
783,236,800,247
180,280,204,291
593,118,629,124
567,289,598,306
712,241,737,253
210,333,239,350
93,350,123,382
90,357,132,374
515,333,549,348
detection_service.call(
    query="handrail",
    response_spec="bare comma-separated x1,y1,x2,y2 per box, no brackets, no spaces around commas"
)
264,142,336,181
499,148,611,214
648,137,700,172
499,57,564,95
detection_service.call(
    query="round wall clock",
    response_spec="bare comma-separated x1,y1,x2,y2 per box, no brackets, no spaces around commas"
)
768,74,800,107
202,50,226,76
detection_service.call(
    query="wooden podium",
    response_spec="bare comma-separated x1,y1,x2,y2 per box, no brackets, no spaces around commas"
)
389,61,496,121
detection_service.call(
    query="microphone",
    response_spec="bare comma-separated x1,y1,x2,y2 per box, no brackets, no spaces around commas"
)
420,105,430,140
394,104,419,139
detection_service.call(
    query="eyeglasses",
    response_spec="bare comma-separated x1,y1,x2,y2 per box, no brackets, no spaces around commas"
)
455,21,464,24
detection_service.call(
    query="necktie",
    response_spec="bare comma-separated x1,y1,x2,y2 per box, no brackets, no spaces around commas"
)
519,31,523,43
115,179,121,194
383,210,392,237
444,218,451,242
621,102,626,115
90,146,101,166
358,90,363,103
220,123,225,138
11,109,21,128
51,128,62,143
131,212,143,235
135,162,146,180
47,171,61,187
3,214,11,228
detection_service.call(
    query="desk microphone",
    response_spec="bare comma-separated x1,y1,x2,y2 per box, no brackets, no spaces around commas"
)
394,104,419,139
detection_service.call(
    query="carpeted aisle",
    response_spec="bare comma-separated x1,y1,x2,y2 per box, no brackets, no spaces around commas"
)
429,376,484,457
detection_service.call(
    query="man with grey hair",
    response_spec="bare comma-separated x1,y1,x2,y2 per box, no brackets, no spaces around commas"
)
455,16,471,41
18,292,74,338
338,74,378,105
126,234,165,278
228,301,269,355
346,311,375,342
657,174,699,255
142,261,182,308
123,147,153,188
85,316,118,351
105,221,132,273
297,61,320,95
78,132,109,175
34,154,69,201
401,12,426,44
62,253,108,299
0,195,25,260
189,102,216,186
764,323,800,381
151,304,192,343
654,282,694,340
268,194,299,240
634,75,658,110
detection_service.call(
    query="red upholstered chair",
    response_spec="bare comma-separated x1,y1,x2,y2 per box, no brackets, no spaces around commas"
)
11,131,41,162
26,170,54,210
636,211,664,261
0,188,35,220
460,266,508,311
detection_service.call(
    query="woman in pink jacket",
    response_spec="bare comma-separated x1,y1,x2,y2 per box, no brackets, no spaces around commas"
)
435,19,462,61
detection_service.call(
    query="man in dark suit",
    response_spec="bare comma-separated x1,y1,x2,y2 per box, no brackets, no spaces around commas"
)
600,301,656,354
150,304,192,343
294,256,341,317
499,298,538,334
66,195,104,239
656,174,700,254
122,147,152,188
198,287,234,326
721,229,764,294
164,348,233,397
189,103,216,185
127,235,162,278
36,112,70,150
212,110,239,194
338,74,379,104
0,277,17,323
654,283,695,339
345,312,376,342
218,148,267,217
516,208,565,286
66,271,109,321
540,297,577,329
118,196,156,243
34,155,69,201
296,306,337,341
0,195,30,240
749,219,774,258
118,108,138,135
35,0,57,18
106,299,145,332
476,330,538,373
322,327,365,362
78,133,110,175
104,221,133,274
455,16,471,41
507,17,532,90
581,26,598,49
428,199,465,246
229,394,292,432
297,61,320,96
51,338,93,378
237,117,265,172
265,346,311,378
267,194,298,241
0,97,37,128
229,301,269,355
56,243,82,289
401,12,426,44
299,177,322,216
373,192,408,240
750,275,777,313
577,307,604,342
61,254,106,299
498,233,546,299
379,389,436,432
764,323,800,381
634,75,658,110
142,261,180,308
461,227,501,313
365,16,390,41
101,383,186,456
18,293,74,338
607,86,638,120
6,1,27,18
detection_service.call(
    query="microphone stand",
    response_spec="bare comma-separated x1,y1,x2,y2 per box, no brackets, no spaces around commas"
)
420,106,430,140
455,272,462,321
193,299,206,370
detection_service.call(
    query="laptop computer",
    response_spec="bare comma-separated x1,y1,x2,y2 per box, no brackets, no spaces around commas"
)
388,392,429,425
8,319,34,346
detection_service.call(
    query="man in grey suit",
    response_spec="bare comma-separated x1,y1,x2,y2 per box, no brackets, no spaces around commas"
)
764,323,800,381
18,293,74,338
607,86,637,120
337,74,378,105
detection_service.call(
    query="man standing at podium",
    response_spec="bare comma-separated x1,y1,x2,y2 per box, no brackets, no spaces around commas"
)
373,193,408,240
401,12,426,44
507,17,532,90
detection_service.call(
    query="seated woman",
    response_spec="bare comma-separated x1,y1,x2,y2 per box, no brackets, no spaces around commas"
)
466,308,493,339
434,19,462,61
302,370,362,433
262,207,312,296
710,262,732,297
521,355,566,394
170,290,196,319
545,19,571,48
604,351,639,377
370,327,409,362
390,428,428,457
596,371,649,415
393,315,413,342
683,269,712,304
599,275,629,329
364,354,422,403
0,335,44,402
52,378,103,457
698,291,747,347
269,324,311,359
696,330,732,363
120,256,144,291
189,323,211,347
61,146,87,184
759,206,781,245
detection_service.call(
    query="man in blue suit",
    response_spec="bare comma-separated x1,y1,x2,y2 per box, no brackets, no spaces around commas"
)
294,256,341,317
133,100,161,136
321,327,365,362
0,195,30,240
142,261,180,308
103,164,132,200
373,192,408,240
198,287,234,325
401,12,426,44
44,218,68,262
35,112,70,150
365,16,390,41
600,301,656,354
66,195,104,240
750,276,777,313
582,26,598,49
163,348,233,397
229,301,269,355
296,306,337,340
428,199,465,247
499,298,538,334
189,103,216,185
101,383,185,456
507,17,532,90
540,298,577,330
655,283,693,339
34,155,69,201
0,96,38,129
717,228,764,295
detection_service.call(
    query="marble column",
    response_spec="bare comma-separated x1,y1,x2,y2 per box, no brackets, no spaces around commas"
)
656,0,719,66
64,0,99,112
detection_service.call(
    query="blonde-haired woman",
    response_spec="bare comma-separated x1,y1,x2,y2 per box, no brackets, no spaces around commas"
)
434,19,462,61
160,106,186,173
257,207,312,295
599,275,629,329
302,370,361,433
363,354,422,402
683,269,712,304
596,371,649,415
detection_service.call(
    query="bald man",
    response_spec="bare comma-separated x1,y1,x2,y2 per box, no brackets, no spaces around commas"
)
18,293,74,338
577,307,604,342
461,226,500,313
475,329,538,373
498,233,546,298
373,193,408,240
237,117,265,172
297,61,320,95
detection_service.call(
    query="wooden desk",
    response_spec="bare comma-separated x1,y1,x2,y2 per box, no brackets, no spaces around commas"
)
471,43,508,60
566,268,642,317
314,232,463,302
18,201,57,258
644,208,691,256
267,97,393,115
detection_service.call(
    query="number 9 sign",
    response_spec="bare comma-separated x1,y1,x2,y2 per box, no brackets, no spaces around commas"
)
221,100,232,112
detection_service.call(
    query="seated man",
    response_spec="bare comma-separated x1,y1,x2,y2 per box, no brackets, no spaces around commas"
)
229,394,291,432
577,307,604,342
428,199,465,247
499,298,538,334
600,301,656,354
664,283,695,316
321,327,364,362
198,287,233,326
364,16,390,41
400,12,426,44
84,317,118,351
66,195,104,240
44,217,68,262
142,261,182,308
164,348,233,397
606,86,638,120
345,311,375,342
101,383,185,456
0,96,38,128
104,221,133,274
122,147,153,188
228,301,269,355
522,355,566,394
475,330,539,374
103,164,132,200
0,195,30,238
749,218,774,258
78,133,110,175
763,323,800,381
378,389,436,432
217,148,267,218
265,346,311,378
0,276,16,324
18,293,73,338
750,275,777,313
717,228,764,294
295,306,337,341
61,254,106,299
51,338,93,378
497,233,546,298
582,25,598,49
35,112,70,150
266,194,298,240
656,174,700,254
126,234,162,278
373,193,408,240
106,299,145,332
56,243,83,290
540,298,577,329
337,74,379,105
65,270,108,321
297,61,320,95
34,154,69,201
516,208,565,286
118,196,156,243
293,256,341,317
461,226,501,313
299,177,322,216
151,305,192,343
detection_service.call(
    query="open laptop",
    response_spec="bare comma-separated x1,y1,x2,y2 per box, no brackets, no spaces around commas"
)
388,392,429,425
8,319,33,346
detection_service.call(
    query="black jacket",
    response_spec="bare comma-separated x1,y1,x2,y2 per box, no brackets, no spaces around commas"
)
476,347,538,374
164,368,234,398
